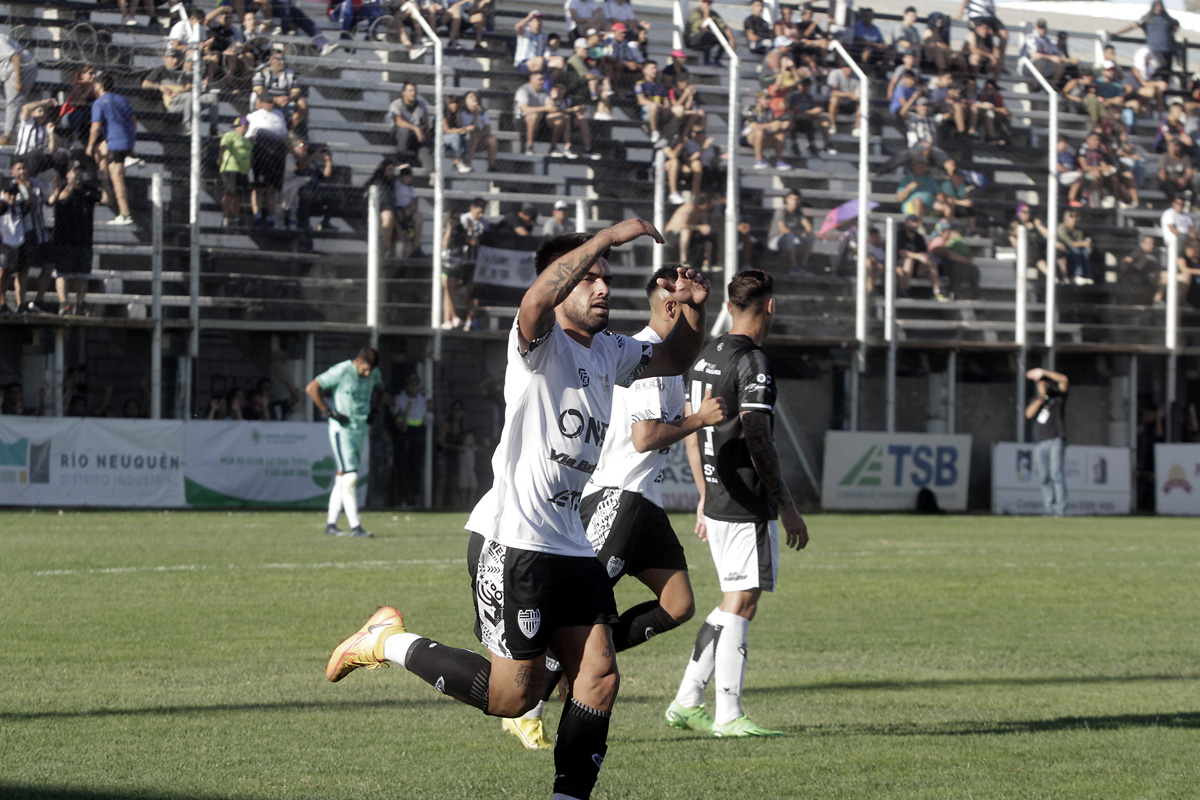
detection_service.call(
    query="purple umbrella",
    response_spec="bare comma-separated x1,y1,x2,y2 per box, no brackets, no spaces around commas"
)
818,199,879,235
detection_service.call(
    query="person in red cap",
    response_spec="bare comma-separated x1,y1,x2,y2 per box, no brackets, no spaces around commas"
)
601,22,644,80
604,0,651,50
662,48,691,92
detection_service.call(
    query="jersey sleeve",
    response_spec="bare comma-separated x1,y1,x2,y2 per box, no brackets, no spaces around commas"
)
626,376,667,424
315,361,349,390
735,348,776,413
510,312,559,372
610,333,653,388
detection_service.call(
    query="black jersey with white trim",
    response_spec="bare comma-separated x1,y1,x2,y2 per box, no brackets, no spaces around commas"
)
687,333,777,522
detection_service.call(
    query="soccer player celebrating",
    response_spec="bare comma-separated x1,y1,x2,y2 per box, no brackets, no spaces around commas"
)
325,222,710,800
666,269,809,738
500,264,728,751
305,347,382,538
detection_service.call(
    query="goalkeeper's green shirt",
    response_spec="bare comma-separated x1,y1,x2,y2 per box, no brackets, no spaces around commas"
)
316,360,381,427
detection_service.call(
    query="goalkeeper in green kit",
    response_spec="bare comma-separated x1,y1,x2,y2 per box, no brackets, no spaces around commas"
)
305,347,383,537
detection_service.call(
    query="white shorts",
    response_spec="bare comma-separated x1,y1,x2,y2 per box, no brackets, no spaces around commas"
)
704,516,778,593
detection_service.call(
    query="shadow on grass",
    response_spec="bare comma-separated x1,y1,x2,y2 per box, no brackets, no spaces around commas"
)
0,788,232,800
0,696,449,723
816,711,1200,736
756,672,1200,695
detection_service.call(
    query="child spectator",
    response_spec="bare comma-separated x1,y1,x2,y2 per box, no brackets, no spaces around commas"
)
218,117,251,227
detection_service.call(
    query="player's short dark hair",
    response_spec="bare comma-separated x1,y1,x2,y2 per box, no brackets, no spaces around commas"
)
99,72,116,93
645,265,683,297
356,347,379,367
535,232,611,275
727,269,774,312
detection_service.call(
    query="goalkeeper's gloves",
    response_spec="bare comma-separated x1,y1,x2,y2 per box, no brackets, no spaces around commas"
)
325,408,350,426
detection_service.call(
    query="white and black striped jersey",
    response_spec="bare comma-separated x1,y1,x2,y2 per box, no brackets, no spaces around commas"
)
687,333,777,523
14,119,48,156
253,67,297,98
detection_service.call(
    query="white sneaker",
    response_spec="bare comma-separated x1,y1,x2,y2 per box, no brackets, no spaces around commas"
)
594,111,614,121
650,130,661,143
410,46,427,59
455,161,473,173
124,156,144,169
562,146,579,160
123,16,138,26
668,192,685,205
850,127,861,137
107,214,134,226
320,42,341,57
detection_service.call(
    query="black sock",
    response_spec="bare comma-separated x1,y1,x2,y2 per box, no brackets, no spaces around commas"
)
611,601,681,652
542,667,565,704
553,697,610,800
403,637,490,713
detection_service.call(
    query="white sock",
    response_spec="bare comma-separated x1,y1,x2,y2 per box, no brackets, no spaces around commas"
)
327,473,345,525
342,471,360,528
521,700,545,720
674,607,721,708
712,610,750,725
382,631,423,666
552,794,582,800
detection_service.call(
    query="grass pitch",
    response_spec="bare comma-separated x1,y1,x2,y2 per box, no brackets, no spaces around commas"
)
1,510,1198,800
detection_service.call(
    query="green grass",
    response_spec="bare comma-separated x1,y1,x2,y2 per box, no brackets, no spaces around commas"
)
2,510,1198,799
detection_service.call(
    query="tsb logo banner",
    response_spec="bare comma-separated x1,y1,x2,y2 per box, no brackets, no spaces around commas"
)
821,431,972,511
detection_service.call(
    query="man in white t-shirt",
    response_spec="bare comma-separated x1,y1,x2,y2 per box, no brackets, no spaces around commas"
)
1160,195,1193,247
327,221,711,800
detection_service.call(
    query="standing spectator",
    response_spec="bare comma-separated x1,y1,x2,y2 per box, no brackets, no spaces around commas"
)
686,0,736,67
892,6,923,65
58,65,97,147
390,373,429,509
0,33,40,147
252,50,307,133
542,199,573,237
957,0,1008,66
744,0,773,57
86,73,137,226
15,98,62,178
767,189,812,274
458,91,497,172
1114,1,1179,78
11,159,54,314
1024,368,1070,517
0,175,27,313
390,82,433,172
513,10,549,73
440,210,471,329
826,64,862,137
218,116,251,227
246,96,287,228
392,163,424,258
1160,194,1194,247
1057,209,1093,285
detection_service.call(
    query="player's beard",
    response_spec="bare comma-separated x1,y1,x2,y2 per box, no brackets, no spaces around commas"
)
561,298,609,335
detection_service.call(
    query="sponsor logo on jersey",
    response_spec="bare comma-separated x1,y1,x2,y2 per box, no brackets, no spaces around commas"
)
579,368,590,387
518,608,541,639
558,408,610,445
693,358,722,376
547,488,582,510
548,448,598,473
606,556,625,578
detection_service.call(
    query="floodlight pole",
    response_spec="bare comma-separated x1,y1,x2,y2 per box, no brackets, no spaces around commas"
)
1015,223,1028,442
1019,56,1059,368
704,17,739,338
830,40,870,431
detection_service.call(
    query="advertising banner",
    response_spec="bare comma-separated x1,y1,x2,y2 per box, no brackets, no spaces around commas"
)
992,442,1131,515
821,431,972,511
0,417,184,507
1153,443,1200,516
183,421,366,508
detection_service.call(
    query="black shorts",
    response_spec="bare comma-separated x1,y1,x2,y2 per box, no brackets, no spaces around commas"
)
221,171,249,194
18,238,48,266
580,488,688,583
251,138,286,189
106,148,133,162
0,243,22,273
968,14,1005,31
467,531,618,661
54,245,92,276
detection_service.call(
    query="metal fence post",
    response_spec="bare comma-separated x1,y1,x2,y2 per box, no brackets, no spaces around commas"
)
151,173,163,420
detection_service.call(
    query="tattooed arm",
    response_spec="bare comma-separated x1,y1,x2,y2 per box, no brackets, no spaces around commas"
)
517,217,664,351
742,410,809,550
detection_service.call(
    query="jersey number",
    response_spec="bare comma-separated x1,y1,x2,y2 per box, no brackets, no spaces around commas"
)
690,379,715,457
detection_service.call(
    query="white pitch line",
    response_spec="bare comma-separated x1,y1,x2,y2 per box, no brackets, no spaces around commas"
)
30,558,461,578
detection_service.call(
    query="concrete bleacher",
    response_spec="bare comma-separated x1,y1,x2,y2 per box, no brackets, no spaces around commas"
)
0,0,1197,350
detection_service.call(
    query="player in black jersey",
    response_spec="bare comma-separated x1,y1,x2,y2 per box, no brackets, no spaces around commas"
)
665,269,809,737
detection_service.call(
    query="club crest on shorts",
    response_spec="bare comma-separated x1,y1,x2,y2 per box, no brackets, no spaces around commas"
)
605,556,625,578
518,608,541,638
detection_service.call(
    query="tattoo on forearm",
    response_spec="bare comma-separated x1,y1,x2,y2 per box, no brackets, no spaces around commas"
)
544,245,602,304
744,412,790,508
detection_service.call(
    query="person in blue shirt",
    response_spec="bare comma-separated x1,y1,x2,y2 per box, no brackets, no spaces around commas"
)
85,73,137,226
306,347,384,537
852,7,890,68
1115,1,1179,77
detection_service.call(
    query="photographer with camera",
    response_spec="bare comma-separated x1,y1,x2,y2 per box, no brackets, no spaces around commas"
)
282,137,334,231
46,160,102,316
0,174,27,314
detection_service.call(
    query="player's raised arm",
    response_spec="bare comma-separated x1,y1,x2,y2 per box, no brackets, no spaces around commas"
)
641,266,710,378
518,218,663,350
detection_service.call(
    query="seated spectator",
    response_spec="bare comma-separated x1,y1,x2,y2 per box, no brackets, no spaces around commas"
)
253,50,307,132
513,10,549,73
1022,18,1075,85
86,74,137,226
664,192,717,268
927,71,967,136
600,22,643,81
957,0,1008,64
1154,100,1194,156
605,0,650,50
1078,129,1138,208
281,138,334,230
1057,209,1093,284
2,381,45,415
261,0,335,54
143,50,216,136
686,0,736,67
744,0,773,57
168,7,218,82
767,188,812,274
1119,234,1162,291
515,72,598,159
667,72,706,143
789,77,832,155
1009,202,1056,282
329,0,386,43
566,0,605,43
392,163,424,257
119,0,155,27
863,227,889,294
678,125,722,196
744,90,789,169
207,5,254,86
921,11,958,73
390,82,433,173
890,70,922,127
364,159,398,256
442,94,474,173
1156,238,1200,304
496,202,537,235
905,95,936,148
1085,60,1128,125
242,11,274,66
969,79,1010,144
1158,138,1197,204
895,213,946,298
962,19,1001,79
0,33,39,148
46,161,101,317
888,52,923,105
851,7,890,69
661,48,691,92
15,98,64,178
246,96,288,227
1160,194,1194,248
792,5,830,68
218,116,251,227
459,92,497,172
827,64,862,136
563,37,608,117
1129,45,1168,115
897,157,939,219
542,198,574,237
928,219,979,298
892,6,922,66
634,60,668,144
1056,134,1084,206
934,159,975,231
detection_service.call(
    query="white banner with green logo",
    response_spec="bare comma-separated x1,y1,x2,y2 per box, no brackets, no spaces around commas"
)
821,431,972,511
183,421,367,508
0,417,185,507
